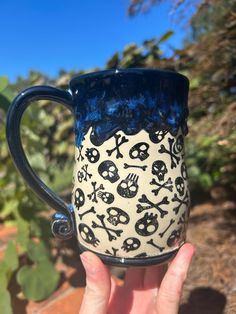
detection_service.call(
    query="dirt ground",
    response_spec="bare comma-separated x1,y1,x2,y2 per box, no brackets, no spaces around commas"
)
180,197,236,314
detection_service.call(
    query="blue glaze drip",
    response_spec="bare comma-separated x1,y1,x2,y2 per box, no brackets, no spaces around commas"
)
70,69,189,146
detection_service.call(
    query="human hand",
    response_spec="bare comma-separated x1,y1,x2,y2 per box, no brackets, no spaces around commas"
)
79,243,194,314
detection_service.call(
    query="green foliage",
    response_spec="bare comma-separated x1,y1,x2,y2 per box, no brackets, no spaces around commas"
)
4,241,19,273
0,76,73,309
158,31,174,43
0,288,12,314
106,34,174,70
0,76,15,112
0,242,19,286
17,241,60,301
187,130,236,190
0,76,8,92
126,0,236,191
0,242,18,314
17,261,59,301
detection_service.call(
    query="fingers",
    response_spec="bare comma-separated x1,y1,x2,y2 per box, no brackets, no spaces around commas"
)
156,243,195,314
124,267,145,290
79,251,111,314
143,263,168,289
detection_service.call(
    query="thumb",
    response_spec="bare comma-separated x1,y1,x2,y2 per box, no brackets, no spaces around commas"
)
157,243,195,314
79,251,111,314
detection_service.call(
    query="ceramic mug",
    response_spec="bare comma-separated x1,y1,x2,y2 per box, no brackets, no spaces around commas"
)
6,69,190,267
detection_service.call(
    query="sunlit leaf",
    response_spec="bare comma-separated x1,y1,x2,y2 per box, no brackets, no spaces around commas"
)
0,76,8,92
0,287,12,314
190,77,200,89
16,218,30,250
4,241,19,273
27,240,50,262
28,153,46,171
17,260,60,301
0,262,8,288
0,86,15,111
158,31,174,44
0,199,19,219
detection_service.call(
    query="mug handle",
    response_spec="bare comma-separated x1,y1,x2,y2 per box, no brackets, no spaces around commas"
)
6,85,76,239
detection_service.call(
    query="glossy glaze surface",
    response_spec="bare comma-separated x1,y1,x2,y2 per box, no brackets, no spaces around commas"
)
70,69,189,146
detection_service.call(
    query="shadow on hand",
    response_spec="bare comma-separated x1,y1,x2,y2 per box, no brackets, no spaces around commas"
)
180,287,226,314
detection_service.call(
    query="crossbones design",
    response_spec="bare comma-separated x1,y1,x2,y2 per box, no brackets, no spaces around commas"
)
159,219,175,237
105,247,119,256
172,192,190,214
178,211,188,233
78,164,93,182
150,177,173,196
158,138,181,169
87,181,104,203
124,163,147,171
81,164,92,181
106,134,129,159
92,214,123,241
136,194,169,218
77,145,85,162
78,206,96,220
147,239,165,252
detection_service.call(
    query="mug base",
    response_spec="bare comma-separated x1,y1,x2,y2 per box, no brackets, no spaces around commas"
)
78,243,180,267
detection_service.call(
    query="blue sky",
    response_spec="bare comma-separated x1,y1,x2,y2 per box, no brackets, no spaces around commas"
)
0,0,188,82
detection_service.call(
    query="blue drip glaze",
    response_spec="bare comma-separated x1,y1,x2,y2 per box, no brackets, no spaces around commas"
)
70,69,189,146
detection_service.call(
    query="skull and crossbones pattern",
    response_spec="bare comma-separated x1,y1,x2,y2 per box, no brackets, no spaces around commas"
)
73,128,189,259
98,160,120,183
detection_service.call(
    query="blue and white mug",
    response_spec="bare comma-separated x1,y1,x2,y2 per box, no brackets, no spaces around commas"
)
6,69,190,267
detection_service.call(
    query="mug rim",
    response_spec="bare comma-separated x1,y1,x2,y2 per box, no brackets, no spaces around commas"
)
69,68,189,89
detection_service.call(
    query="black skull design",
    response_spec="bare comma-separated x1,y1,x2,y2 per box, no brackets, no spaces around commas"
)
74,188,85,208
85,148,100,163
98,191,114,204
78,223,100,247
98,160,120,183
181,162,188,180
167,227,183,247
117,174,139,198
129,142,149,161
122,237,141,252
107,207,130,226
135,213,159,236
77,170,84,183
149,129,169,144
175,177,185,196
152,160,168,181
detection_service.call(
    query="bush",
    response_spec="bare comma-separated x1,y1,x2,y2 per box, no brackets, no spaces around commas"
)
0,76,73,312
